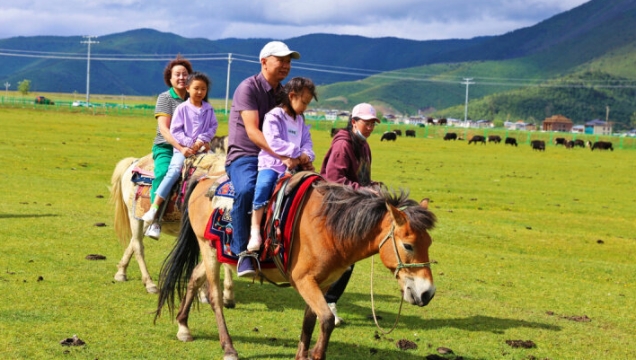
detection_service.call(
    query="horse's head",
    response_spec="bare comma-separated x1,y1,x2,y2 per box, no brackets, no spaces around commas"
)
379,200,436,307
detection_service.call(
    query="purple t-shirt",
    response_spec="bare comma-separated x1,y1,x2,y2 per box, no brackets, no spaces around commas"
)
225,72,281,166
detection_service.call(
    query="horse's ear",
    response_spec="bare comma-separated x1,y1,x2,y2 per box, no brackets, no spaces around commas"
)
386,203,407,226
420,198,429,210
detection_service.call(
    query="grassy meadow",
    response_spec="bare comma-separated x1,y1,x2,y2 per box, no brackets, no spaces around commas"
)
0,106,634,359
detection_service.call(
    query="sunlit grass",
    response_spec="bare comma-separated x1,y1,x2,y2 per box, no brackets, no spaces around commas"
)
0,107,634,359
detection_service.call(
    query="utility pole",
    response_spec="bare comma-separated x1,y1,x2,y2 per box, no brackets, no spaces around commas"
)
462,78,474,122
606,105,611,135
81,36,99,103
225,53,232,115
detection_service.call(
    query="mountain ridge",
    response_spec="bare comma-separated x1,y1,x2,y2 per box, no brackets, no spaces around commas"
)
1,0,635,127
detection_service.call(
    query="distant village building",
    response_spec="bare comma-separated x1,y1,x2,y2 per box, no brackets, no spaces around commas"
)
475,119,493,128
407,116,426,126
504,120,537,131
337,111,349,121
571,125,585,133
584,119,612,135
325,110,338,121
542,115,573,132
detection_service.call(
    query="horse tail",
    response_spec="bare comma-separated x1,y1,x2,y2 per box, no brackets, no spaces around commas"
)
109,157,137,245
155,178,201,323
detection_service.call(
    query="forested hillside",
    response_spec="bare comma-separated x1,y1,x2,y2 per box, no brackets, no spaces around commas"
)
1,0,635,128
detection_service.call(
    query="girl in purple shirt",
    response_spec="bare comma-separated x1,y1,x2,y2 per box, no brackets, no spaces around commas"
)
246,77,318,252
142,72,218,238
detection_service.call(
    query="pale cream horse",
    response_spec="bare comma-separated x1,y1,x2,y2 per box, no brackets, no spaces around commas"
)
109,144,234,306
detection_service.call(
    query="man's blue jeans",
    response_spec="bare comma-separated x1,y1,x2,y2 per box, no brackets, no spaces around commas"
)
226,156,258,255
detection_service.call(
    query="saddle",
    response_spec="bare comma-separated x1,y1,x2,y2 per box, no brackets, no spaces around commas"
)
130,152,227,223
203,171,323,283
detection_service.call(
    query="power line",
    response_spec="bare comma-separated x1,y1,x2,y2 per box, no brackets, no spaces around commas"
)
1,48,636,90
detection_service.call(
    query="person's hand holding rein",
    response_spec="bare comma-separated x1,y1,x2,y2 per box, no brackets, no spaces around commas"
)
297,153,314,171
280,156,299,171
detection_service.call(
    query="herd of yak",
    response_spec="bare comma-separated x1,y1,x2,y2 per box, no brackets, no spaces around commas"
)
329,127,614,151
446,133,614,151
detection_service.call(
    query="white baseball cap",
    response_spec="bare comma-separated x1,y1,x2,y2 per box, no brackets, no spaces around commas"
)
259,41,301,60
351,103,379,123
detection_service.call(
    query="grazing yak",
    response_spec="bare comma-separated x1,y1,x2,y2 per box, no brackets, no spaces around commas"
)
487,135,502,144
443,132,458,141
438,118,448,126
330,128,338,137
588,140,614,151
531,140,546,151
565,139,585,149
554,137,567,146
380,131,397,141
504,137,518,147
405,129,416,137
468,135,486,145
393,129,402,136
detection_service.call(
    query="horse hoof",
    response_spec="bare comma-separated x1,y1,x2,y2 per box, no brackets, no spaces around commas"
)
223,352,239,360
177,331,193,342
224,300,236,309
114,273,127,282
146,284,159,294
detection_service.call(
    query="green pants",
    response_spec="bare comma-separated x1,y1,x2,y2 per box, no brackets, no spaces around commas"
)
150,143,174,203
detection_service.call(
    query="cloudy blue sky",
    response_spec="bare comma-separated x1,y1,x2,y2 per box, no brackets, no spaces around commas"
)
1,0,589,41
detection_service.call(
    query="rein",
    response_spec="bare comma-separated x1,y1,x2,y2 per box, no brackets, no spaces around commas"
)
370,223,433,334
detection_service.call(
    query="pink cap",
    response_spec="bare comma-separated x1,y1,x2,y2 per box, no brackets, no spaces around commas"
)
351,103,379,123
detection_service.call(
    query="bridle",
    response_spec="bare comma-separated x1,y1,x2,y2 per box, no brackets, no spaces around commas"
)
378,223,433,278
371,222,433,334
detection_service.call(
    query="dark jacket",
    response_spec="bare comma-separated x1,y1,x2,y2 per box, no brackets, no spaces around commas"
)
320,129,372,189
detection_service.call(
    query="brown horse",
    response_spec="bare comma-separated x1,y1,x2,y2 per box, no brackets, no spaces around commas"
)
109,142,234,302
156,179,436,360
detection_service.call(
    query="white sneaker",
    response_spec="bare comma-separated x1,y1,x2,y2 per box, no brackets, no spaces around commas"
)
142,207,158,222
145,222,161,240
247,233,262,252
328,302,344,327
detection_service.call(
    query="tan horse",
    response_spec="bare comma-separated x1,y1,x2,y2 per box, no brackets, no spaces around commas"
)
109,147,235,305
156,179,436,360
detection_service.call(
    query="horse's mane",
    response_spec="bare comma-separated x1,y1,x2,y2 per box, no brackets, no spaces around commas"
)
313,182,436,244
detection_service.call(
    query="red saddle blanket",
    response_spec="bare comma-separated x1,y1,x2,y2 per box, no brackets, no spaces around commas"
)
203,173,322,271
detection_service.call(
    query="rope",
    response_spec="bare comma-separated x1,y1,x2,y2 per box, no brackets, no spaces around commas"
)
370,254,404,335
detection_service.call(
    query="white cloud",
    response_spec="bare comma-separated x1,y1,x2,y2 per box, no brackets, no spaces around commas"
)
0,0,590,40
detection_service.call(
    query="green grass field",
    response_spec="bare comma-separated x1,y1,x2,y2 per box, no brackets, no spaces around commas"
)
0,107,634,359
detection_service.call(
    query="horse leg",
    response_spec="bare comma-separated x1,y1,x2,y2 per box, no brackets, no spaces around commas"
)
114,240,133,282
176,262,208,342
294,279,336,360
222,264,235,309
295,305,317,360
196,263,235,308
132,220,158,293
198,238,238,360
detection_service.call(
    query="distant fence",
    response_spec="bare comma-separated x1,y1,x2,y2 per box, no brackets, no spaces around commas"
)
309,120,636,150
0,96,159,117
3,97,634,150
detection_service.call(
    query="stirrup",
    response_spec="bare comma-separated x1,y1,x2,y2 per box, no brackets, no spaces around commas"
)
238,251,261,273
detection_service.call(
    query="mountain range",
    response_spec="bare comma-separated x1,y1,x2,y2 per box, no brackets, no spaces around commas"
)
1,0,635,128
